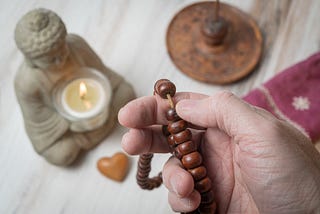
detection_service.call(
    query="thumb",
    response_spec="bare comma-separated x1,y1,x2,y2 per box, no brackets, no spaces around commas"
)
175,91,273,137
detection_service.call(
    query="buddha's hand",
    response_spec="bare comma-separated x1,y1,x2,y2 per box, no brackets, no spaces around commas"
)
118,91,320,213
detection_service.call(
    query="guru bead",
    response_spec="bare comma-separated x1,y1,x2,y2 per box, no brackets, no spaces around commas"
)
154,79,176,99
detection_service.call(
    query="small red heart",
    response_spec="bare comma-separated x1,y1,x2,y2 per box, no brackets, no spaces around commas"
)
97,152,129,182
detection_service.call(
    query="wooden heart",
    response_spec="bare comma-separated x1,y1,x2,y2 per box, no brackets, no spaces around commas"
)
97,152,129,182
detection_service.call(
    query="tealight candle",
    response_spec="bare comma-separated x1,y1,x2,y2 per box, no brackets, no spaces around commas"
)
62,78,106,119
53,68,112,132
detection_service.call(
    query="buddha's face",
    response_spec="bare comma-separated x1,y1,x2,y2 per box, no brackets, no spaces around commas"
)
30,42,70,71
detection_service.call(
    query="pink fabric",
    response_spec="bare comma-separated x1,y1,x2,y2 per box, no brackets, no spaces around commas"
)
243,52,320,142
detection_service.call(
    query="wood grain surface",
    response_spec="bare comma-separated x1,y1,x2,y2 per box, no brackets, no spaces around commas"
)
0,0,319,213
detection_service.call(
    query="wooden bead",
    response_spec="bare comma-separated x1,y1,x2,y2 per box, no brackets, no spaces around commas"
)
136,175,148,182
173,150,183,159
173,141,195,159
138,164,151,170
138,160,151,168
195,177,212,193
176,141,197,157
167,135,175,147
188,165,207,181
162,125,170,136
173,129,192,144
137,170,150,177
138,168,151,173
200,190,215,204
181,151,202,169
168,120,187,134
154,79,169,95
166,108,180,121
154,79,176,99
198,201,217,213
140,153,153,159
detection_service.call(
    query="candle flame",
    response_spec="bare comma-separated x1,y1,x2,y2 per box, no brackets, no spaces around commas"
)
79,82,87,99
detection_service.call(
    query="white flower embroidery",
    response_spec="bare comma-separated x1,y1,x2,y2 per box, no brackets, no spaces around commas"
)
292,96,310,111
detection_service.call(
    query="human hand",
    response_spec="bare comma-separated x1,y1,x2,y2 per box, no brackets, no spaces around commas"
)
118,91,320,213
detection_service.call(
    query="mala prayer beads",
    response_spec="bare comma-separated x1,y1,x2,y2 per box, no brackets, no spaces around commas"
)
136,79,216,213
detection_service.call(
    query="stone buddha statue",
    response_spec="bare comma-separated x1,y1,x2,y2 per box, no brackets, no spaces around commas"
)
14,8,135,166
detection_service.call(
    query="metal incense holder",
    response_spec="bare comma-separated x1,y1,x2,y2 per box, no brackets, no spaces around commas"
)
166,0,263,84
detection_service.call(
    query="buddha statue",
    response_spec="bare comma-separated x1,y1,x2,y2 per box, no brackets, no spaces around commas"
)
14,8,135,166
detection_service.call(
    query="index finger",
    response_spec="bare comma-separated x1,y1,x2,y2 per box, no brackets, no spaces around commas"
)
118,92,208,128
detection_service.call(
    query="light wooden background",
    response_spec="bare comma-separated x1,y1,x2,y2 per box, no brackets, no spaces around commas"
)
0,0,319,213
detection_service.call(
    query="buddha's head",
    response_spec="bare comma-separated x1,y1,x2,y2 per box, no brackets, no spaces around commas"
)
15,8,69,70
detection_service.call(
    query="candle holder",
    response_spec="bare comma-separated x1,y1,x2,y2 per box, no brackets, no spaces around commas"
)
52,67,112,132
166,0,263,84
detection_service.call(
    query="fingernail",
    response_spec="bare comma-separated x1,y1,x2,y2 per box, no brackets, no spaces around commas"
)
121,132,129,143
176,100,197,114
118,107,125,123
118,107,124,116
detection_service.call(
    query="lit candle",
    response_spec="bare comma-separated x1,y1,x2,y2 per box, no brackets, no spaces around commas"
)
61,78,106,119
53,68,112,132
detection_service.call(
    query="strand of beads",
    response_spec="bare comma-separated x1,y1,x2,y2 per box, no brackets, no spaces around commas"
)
136,153,163,190
154,79,216,214
136,79,217,213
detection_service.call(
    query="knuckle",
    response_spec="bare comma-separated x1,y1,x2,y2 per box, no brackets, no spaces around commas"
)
208,90,236,128
211,90,236,114
213,90,235,103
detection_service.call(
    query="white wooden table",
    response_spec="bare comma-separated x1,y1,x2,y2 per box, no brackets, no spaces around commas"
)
0,0,319,213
